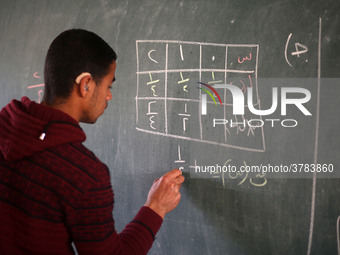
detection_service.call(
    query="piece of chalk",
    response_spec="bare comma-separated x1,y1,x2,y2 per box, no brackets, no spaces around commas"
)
75,72,91,84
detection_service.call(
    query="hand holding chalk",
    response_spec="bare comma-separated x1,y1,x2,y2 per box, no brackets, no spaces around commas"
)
144,169,185,219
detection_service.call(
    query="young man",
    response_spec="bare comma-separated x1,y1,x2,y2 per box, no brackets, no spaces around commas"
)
0,29,184,254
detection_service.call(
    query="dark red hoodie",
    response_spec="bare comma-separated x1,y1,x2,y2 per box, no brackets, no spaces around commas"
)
0,97,162,254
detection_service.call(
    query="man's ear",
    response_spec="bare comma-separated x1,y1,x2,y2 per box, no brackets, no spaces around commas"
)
75,72,92,97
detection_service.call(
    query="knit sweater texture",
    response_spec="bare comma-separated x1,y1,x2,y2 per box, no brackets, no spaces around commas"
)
0,97,162,254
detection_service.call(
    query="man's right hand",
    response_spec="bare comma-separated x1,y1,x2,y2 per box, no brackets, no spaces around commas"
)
144,169,185,219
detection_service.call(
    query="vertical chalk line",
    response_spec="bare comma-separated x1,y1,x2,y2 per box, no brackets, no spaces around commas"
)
136,42,140,124
199,45,203,140
253,45,266,152
180,44,184,61
224,46,228,142
307,17,322,255
165,44,169,134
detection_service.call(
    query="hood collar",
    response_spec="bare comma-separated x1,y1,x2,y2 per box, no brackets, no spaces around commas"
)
0,97,86,161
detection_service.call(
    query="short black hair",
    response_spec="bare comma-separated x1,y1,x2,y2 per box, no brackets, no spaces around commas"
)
43,29,117,105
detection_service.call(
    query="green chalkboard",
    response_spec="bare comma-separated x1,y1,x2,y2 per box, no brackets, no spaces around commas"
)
0,0,340,254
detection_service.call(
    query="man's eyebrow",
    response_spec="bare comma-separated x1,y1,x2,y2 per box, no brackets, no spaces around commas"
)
112,77,116,82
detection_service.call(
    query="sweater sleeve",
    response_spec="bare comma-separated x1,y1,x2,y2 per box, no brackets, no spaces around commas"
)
66,166,163,255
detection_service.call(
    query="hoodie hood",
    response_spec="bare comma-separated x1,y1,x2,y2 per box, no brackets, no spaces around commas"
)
0,97,86,161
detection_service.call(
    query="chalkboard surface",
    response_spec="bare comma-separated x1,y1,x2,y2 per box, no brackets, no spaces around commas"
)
0,0,340,254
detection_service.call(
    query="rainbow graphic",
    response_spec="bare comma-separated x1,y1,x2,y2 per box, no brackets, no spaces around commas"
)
197,82,223,106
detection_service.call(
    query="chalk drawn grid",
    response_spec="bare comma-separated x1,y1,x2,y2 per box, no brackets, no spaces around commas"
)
135,40,265,152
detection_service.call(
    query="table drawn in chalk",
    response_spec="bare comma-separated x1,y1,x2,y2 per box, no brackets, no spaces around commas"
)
136,40,265,152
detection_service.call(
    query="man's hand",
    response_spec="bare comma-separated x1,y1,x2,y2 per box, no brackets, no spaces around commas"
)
144,169,185,219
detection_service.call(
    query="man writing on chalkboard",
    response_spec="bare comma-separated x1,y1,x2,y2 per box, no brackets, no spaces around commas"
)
0,29,184,254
